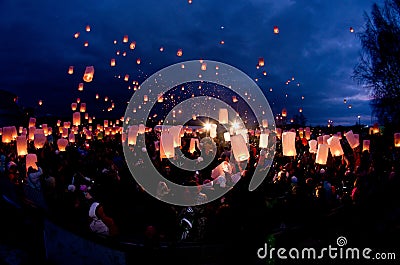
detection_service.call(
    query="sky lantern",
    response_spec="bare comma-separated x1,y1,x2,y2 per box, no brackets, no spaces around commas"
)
323,134,330,145
123,35,129,43
188,0,192,3
201,62,207,71
281,108,287,117
210,124,217,138
189,138,200,153
84,41,89,47
136,58,141,64
83,66,95,82
104,96,108,102
309,139,317,153
26,154,38,171
305,127,311,140
170,125,183,147
73,112,81,126
29,117,36,128
316,144,329,165
2,126,14,143
16,136,27,156
61,128,68,138
157,94,164,103
177,49,183,57
262,119,268,128
259,133,269,148
38,100,43,106
317,136,323,145
159,46,164,52
68,133,75,143
28,126,35,141
394,133,400,147
124,74,129,81
263,71,267,76
160,132,175,159
78,83,84,91
34,133,46,149
362,140,370,152
42,124,48,136
104,120,109,127
275,128,282,139
224,132,231,142
57,138,68,152
85,25,91,32
74,32,80,39
350,27,354,33
128,125,139,145
327,136,343,157
232,96,238,103
219,108,228,124
129,41,136,50
258,57,265,67
80,103,86,112
71,103,77,111
273,26,279,34
282,131,296,157
76,98,81,103
231,134,249,162
68,66,74,74
110,58,116,67
345,130,359,149
95,93,99,99
143,95,149,102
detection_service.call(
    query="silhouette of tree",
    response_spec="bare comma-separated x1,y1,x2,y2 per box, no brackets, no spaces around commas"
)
353,0,400,128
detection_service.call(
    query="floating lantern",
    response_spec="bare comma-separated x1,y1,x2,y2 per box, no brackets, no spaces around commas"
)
84,41,89,47
281,108,287,117
305,127,311,140
83,66,94,82
78,103,85,113
110,58,116,67
123,35,128,43
62,128,68,138
85,25,91,32
127,126,138,145
259,133,269,148
189,138,200,153
177,49,183,57
78,83,84,91
144,95,148,102
129,41,136,50
275,128,282,139
201,63,207,71
28,126,36,141
317,136,324,145
394,133,400,147
57,138,68,151
68,132,75,143
327,136,343,157
95,93,99,99
309,139,318,153
29,117,36,128
362,140,370,152
26,153,38,171
372,123,380,134
136,58,141,64
231,134,249,162
68,66,74,74
137,124,145,134
224,132,231,142
232,96,238,103
345,130,359,149
73,112,81,126
160,132,175,159
38,100,43,106
42,124,48,136
34,134,46,149
210,124,217,138
74,32,80,39
71,103,77,111
16,136,28,156
124,74,129,81
273,26,279,34
219,108,228,124
282,131,296,157
258,57,265,67
350,27,354,33
157,94,163,103
76,98,81,103
316,144,329,165
170,125,183,147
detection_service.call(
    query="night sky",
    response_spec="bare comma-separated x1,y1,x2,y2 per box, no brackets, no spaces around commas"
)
0,0,382,126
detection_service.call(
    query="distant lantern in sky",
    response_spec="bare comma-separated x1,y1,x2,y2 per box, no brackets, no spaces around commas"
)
80,103,86,112
220,40,225,45
57,138,68,152
394,133,400,147
362,140,370,152
316,144,329,165
159,46,164,52
68,66,74,75
86,25,91,32
273,26,279,34
177,49,183,57
281,108,287,117
258,58,265,67
74,32,80,39
263,71,267,76
78,83,84,91
16,136,27,156
110,58,116,67
188,0,192,3
350,27,354,33
348,104,352,109
76,98,81,103
123,35,128,43
201,62,207,71
143,95,149,102
345,130,359,149
327,136,343,157
95,93,99,99
84,41,89,47
136,58,141,64
129,41,136,50
219,109,228,124
73,112,81,126
124,74,129,81
299,108,303,113
71,103,77,111
83,66,94,82
343,99,347,104
157,94,164,103
232,96,238,103
259,133,269,148
38,100,43,106
105,96,108,102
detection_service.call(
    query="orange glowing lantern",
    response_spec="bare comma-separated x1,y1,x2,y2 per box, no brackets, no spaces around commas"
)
327,136,343,157
34,133,46,149
281,108,287,117
78,83,84,91
29,117,36,128
71,103,77,111
282,131,296,157
177,49,183,57
62,128,68,138
305,127,311,140
57,138,68,151
84,41,89,47
123,35,128,43
309,140,318,153
124,74,129,82
232,96,238,103
350,27,354,33
394,133,400,147
85,25,91,32
2,126,15,143
136,58,141,64
362,140,370,152
160,132,175,159
143,95,148,102
74,32,80,39
83,66,94,82
231,134,249,162
316,144,329,165
273,26,279,34
157,94,164,103
259,133,268,148
73,112,81,126
189,138,200,153
95,93,99,99
345,130,359,149
16,136,27,156
129,41,136,50
68,66,74,74
201,63,207,71
80,103,86,112
26,154,38,171
275,128,282,139
262,119,268,128
110,58,116,67
68,133,75,143
38,100,43,106
258,58,265,67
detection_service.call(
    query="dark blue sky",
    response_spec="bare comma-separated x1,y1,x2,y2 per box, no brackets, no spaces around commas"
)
0,0,382,126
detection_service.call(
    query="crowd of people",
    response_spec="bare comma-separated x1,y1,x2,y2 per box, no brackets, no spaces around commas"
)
0,125,399,252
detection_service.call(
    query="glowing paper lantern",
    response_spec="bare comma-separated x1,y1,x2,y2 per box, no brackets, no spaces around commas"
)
309,139,318,153
129,42,136,50
218,109,228,124
26,153,38,171
80,103,86,112
258,58,265,67
16,136,28,156
327,136,343,157
362,140,370,152
34,134,46,149
2,126,14,143
323,135,330,145
282,131,296,157
143,95,148,102
138,124,146,134
68,133,75,143
177,49,183,57
201,63,207,71
281,108,287,117
317,136,323,145
160,132,175,159
78,83,84,91
316,144,329,165
28,127,35,141
73,112,81,126
110,58,116,67
189,138,200,153
71,103,77,111
136,58,141,64
57,138,68,151
62,128,68,138
128,125,138,145
124,74,129,82
29,117,36,128
123,35,128,43
275,128,282,139
210,124,217,138
230,134,249,162
262,119,268,128
83,66,94,82
273,26,279,34
170,125,183,148
394,133,400,147
68,66,74,74
232,96,238,103
345,130,359,149
305,127,311,140
259,133,269,148
86,25,91,32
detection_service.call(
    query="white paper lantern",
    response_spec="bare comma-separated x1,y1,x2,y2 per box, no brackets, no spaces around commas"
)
138,124,146,134
210,124,217,138
160,132,174,159
345,130,359,149
73,112,81,126
309,139,318,153
316,144,329,165
16,136,28,156
262,119,268,128
259,133,269,148
128,125,138,145
68,133,75,143
219,109,228,124
223,132,230,142
34,134,46,149
327,136,343,157
231,134,249,162
83,66,95,82
26,153,38,171
170,125,183,147
305,127,311,140
282,131,296,157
